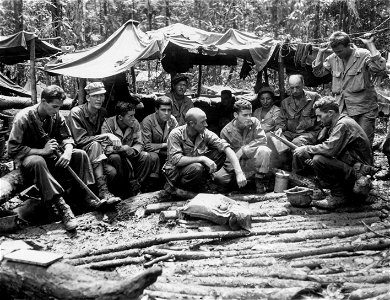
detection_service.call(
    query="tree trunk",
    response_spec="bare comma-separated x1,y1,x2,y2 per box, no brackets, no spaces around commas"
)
0,261,161,300
12,0,23,33
49,0,62,47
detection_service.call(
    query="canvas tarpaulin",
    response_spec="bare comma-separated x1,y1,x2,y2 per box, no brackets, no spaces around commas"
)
0,31,60,65
0,72,31,97
46,20,160,78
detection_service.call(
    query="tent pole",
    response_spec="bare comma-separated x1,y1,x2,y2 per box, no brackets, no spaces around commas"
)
197,64,202,97
78,78,86,105
30,38,37,104
131,67,137,93
278,44,285,100
264,67,269,85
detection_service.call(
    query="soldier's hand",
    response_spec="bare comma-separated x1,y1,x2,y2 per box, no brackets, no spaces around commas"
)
144,144,159,152
202,156,217,173
43,139,59,155
358,33,375,45
305,158,314,166
56,151,71,168
122,145,135,157
318,42,330,52
107,133,121,147
235,171,247,188
294,146,309,157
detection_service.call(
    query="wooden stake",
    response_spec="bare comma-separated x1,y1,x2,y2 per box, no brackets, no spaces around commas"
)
29,38,37,104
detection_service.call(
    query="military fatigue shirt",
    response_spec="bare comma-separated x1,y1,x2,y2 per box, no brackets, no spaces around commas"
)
166,92,194,126
253,105,281,133
101,115,143,155
221,117,267,159
163,125,229,171
68,103,108,148
141,112,178,152
306,114,373,166
8,105,74,162
312,47,386,116
275,91,320,135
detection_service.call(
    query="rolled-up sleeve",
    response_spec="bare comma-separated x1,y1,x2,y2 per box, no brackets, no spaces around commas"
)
366,53,386,73
312,56,332,77
7,113,30,160
167,130,184,166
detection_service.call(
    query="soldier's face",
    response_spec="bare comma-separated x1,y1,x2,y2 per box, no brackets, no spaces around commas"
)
289,80,304,98
173,81,187,96
87,93,105,110
191,115,208,134
315,108,333,127
42,98,62,117
234,109,253,127
259,93,273,109
120,110,136,128
332,44,350,60
156,105,172,122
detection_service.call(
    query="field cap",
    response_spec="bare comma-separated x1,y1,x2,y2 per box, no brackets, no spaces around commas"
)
85,82,106,96
171,73,189,86
258,86,275,97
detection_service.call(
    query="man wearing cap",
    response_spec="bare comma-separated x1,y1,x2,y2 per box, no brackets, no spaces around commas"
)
163,107,247,194
7,85,97,231
68,82,121,204
141,96,178,169
101,101,160,195
166,73,194,126
313,32,386,146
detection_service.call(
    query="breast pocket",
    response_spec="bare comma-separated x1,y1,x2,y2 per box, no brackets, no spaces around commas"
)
346,68,365,93
331,71,343,94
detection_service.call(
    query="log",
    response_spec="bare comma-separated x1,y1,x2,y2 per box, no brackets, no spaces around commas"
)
307,273,390,284
67,227,303,260
158,275,321,290
144,290,204,300
229,192,286,203
0,260,161,300
79,256,145,270
349,286,390,300
159,210,179,222
65,249,141,266
0,169,24,205
145,201,187,214
0,95,73,110
144,254,174,268
148,283,311,300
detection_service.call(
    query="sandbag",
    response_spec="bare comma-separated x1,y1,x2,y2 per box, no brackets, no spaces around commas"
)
179,193,251,231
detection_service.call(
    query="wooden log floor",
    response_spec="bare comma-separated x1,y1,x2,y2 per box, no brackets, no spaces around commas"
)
3,186,390,300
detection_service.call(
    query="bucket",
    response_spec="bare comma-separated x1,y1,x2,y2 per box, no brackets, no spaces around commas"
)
274,172,289,193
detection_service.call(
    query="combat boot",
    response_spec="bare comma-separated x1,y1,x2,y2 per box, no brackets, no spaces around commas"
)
312,194,346,210
52,196,78,231
255,174,268,194
84,194,106,210
96,175,121,205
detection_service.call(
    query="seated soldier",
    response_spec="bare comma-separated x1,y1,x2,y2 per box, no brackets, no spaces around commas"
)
217,89,235,133
253,86,280,133
294,96,376,209
68,82,121,204
166,73,194,126
163,107,247,194
273,74,321,171
213,100,272,193
101,101,160,195
141,96,178,169
7,85,100,231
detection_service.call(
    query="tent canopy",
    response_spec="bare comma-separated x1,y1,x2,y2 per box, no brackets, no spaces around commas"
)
46,20,160,78
0,72,31,97
0,31,60,64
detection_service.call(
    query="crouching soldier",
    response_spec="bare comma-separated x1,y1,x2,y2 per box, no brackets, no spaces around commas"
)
101,101,160,196
7,85,98,231
163,107,247,194
293,97,376,209
213,100,272,193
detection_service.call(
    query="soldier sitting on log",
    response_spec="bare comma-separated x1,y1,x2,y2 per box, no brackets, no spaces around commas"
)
7,85,98,231
163,107,247,195
141,96,178,172
166,74,194,126
68,82,121,204
101,101,160,195
253,86,281,134
293,96,376,210
273,74,321,171
213,99,272,194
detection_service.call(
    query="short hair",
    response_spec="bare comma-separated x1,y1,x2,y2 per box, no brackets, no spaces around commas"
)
288,74,305,86
41,85,66,103
155,96,172,109
313,96,339,112
185,107,205,124
221,90,232,97
233,99,252,113
329,31,350,48
115,101,136,117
